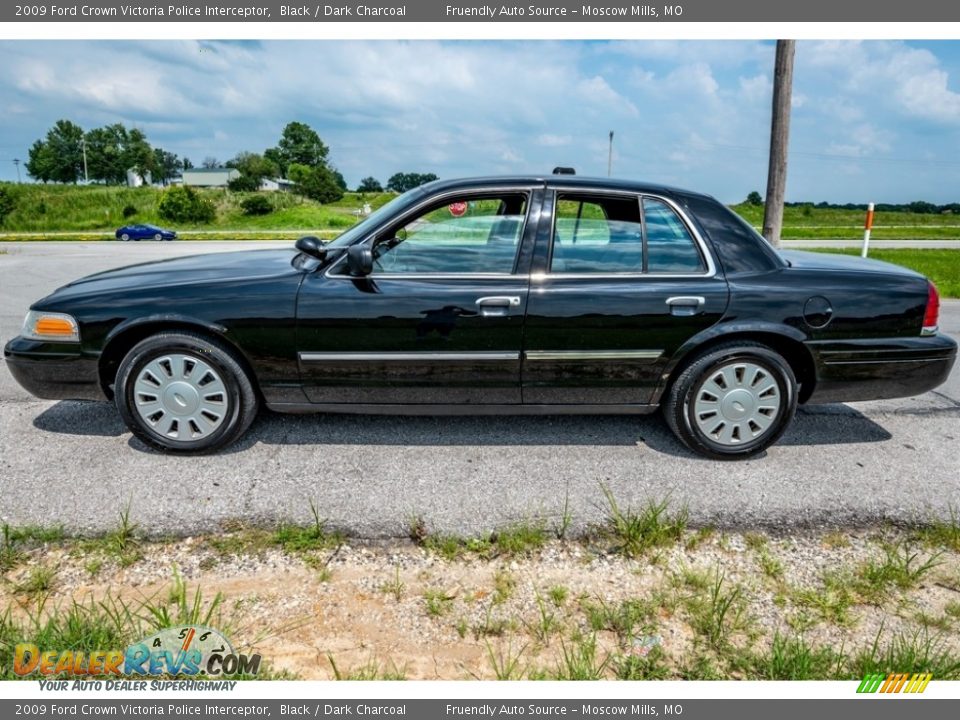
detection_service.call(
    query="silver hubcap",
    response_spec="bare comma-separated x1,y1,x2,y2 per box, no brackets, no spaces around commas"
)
133,353,228,441
693,361,781,446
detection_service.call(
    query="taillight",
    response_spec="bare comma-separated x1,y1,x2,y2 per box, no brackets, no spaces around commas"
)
922,281,940,335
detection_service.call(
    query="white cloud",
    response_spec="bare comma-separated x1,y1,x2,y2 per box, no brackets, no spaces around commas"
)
536,134,572,147
2,40,960,203
738,74,771,103
825,123,893,157
665,62,720,99
801,40,960,125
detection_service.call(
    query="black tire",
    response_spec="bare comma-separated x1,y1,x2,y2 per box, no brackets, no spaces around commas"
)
154,233,162,241
662,342,797,460
120,233,130,241
114,331,259,454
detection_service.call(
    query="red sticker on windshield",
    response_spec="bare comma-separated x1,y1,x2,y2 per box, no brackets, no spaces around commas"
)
448,201,468,217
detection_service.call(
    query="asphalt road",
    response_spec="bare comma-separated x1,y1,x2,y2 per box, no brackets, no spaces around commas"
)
1,241,958,538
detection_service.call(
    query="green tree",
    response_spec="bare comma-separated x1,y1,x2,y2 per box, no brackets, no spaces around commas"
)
25,139,56,183
153,148,181,186
386,172,438,193
240,195,274,215
84,124,129,184
288,163,343,204
0,186,15,225
26,120,85,183
226,152,280,192
746,191,763,206
263,147,283,174
123,128,155,184
907,200,938,215
286,163,311,185
269,121,329,175
158,185,215,223
357,176,383,193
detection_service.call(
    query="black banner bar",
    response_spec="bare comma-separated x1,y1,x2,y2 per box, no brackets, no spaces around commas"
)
4,0,960,23
0,699,958,719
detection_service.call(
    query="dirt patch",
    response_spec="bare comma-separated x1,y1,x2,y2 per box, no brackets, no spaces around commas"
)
2,530,959,680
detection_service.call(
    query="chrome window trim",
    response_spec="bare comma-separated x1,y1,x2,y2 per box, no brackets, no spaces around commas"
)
299,350,664,363
524,350,662,361
299,351,520,362
323,185,538,281
542,188,716,281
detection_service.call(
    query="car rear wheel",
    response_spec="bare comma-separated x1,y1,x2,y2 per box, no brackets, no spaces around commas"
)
663,342,797,460
115,331,259,454
120,233,130,241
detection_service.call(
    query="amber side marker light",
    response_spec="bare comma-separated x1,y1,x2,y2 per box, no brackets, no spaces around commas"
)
21,311,80,342
35,317,75,335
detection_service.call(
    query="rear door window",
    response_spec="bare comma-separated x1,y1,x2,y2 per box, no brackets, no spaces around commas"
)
550,194,643,273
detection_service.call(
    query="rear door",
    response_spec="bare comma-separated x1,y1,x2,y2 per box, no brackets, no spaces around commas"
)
522,189,729,405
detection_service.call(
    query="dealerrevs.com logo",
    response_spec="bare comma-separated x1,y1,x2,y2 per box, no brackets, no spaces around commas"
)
857,673,933,694
14,626,261,678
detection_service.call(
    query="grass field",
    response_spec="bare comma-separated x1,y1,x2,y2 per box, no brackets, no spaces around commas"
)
732,203,960,238
2,183,960,240
806,248,960,297
0,184,395,235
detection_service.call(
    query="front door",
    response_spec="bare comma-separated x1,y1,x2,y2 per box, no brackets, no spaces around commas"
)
522,189,729,405
296,188,539,405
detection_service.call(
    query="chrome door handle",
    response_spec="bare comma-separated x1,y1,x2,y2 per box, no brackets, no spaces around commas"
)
666,296,705,316
476,296,521,307
476,296,521,317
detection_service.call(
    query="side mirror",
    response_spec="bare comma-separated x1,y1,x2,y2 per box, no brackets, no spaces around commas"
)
295,235,327,260
347,244,373,276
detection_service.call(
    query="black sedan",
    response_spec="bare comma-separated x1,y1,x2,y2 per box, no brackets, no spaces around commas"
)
115,224,177,241
6,175,956,459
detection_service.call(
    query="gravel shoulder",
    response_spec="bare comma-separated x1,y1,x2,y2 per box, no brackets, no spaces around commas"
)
3,528,959,680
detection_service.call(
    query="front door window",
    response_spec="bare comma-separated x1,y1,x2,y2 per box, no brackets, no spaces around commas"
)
370,194,528,275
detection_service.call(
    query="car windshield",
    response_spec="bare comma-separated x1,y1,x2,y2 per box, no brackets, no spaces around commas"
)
323,187,428,249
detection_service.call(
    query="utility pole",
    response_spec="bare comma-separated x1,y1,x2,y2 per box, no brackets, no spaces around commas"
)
607,130,614,177
762,40,796,248
13,158,20,183
81,137,89,184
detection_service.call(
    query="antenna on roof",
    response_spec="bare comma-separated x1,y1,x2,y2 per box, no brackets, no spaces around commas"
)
552,166,576,175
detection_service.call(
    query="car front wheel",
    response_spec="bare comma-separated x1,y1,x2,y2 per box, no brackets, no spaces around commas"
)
663,342,797,460
115,331,259,454
154,233,162,241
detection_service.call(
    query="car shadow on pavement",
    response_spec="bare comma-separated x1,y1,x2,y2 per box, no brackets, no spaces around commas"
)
32,399,127,437
32,400,893,459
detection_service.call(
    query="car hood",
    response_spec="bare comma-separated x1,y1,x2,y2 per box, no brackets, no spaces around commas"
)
779,250,923,278
46,249,302,300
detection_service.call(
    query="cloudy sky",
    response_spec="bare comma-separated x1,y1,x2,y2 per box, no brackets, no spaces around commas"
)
1,39,960,203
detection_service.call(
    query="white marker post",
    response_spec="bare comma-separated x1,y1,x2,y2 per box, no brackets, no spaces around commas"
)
861,202,875,258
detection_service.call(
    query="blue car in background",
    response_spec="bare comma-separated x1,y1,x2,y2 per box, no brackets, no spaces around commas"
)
115,224,177,241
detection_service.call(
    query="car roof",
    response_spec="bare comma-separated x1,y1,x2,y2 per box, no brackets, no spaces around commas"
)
418,175,714,200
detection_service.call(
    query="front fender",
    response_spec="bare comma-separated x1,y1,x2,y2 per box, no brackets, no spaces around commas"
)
102,314,228,349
